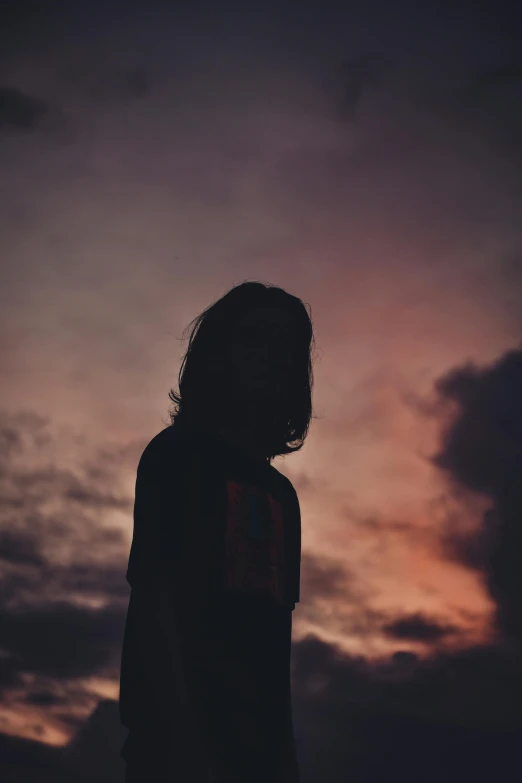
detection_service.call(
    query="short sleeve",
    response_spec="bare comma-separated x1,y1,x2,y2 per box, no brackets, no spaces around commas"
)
125,437,192,591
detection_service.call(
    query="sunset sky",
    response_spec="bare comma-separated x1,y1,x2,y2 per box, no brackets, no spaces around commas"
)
1,1,521,780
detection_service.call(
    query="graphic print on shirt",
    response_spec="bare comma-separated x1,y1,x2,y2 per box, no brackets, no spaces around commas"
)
225,479,286,605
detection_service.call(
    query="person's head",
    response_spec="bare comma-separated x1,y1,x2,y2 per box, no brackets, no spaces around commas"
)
167,281,318,460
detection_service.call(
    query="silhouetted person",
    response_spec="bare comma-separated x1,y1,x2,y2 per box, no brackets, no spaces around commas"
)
118,281,317,782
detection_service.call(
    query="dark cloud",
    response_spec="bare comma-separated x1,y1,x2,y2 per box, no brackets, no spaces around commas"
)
0,543,129,694
0,599,125,680
0,530,45,566
24,690,65,707
299,552,461,649
2,631,521,783
383,612,459,644
0,728,75,783
4,462,132,515
432,346,522,646
300,551,349,601
0,411,133,704
62,698,127,783
439,505,498,572
0,410,134,532
351,512,436,549
0,418,24,457
291,634,522,783
433,347,522,493
62,480,133,511
297,551,391,643
289,353,522,780
0,402,520,780
0,87,50,131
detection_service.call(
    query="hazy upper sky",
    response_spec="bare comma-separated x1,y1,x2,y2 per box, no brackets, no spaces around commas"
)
1,0,521,768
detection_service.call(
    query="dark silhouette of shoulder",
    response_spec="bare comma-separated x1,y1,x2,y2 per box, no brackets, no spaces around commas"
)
136,424,194,476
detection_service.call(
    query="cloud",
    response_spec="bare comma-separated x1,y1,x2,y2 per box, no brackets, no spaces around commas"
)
0,410,135,709
0,529,46,566
61,700,126,783
433,346,522,493
438,505,497,572
0,409,137,532
291,634,521,783
0,597,126,681
0,728,75,783
0,86,50,131
300,551,349,601
0,400,520,779
383,612,460,644
432,345,522,646
24,690,65,706
297,551,393,645
3,630,520,783
298,552,464,652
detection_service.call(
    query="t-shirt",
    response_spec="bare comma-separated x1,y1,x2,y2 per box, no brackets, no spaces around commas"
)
118,417,301,782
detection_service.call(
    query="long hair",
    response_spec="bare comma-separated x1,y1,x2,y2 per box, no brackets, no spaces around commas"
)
166,280,320,459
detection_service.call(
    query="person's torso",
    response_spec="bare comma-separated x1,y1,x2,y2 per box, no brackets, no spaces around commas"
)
119,421,301,764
